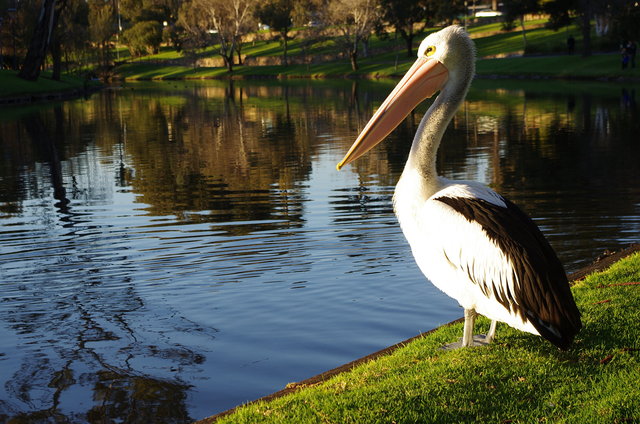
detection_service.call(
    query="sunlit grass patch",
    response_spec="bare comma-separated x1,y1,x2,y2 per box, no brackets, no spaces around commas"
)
112,17,640,82
477,53,640,79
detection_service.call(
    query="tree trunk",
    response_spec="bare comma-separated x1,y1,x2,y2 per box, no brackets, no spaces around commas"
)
18,0,59,81
520,16,527,53
350,50,358,71
580,0,592,57
400,29,414,57
236,48,243,66
361,38,370,58
282,31,288,66
51,34,62,81
223,54,234,72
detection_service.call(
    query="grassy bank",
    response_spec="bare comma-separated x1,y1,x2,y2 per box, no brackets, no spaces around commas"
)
116,53,640,81
112,19,640,81
0,70,99,101
477,53,640,80
200,249,640,423
3,20,637,98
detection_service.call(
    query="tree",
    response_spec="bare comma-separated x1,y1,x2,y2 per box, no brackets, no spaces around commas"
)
254,0,294,66
179,0,254,71
88,0,116,66
118,0,177,58
543,0,574,30
119,0,173,24
542,0,636,57
291,0,322,27
326,0,380,71
1,0,40,71
226,0,255,65
607,0,640,42
122,20,162,56
578,0,591,56
502,0,540,52
53,0,88,78
0,0,7,67
428,0,466,26
380,0,426,57
80,0,111,67
177,1,210,58
18,0,68,81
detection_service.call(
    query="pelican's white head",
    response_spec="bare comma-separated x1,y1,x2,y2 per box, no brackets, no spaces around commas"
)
416,25,476,92
337,25,476,170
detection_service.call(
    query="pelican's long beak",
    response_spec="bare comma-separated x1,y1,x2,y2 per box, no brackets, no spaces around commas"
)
336,58,449,170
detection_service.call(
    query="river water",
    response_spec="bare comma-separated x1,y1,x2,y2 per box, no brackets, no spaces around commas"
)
0,79,638,422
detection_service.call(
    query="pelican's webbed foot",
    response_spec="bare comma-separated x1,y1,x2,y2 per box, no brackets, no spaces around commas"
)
440,310,497,350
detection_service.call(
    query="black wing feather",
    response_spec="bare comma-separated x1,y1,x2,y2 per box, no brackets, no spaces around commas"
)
434,195,582,349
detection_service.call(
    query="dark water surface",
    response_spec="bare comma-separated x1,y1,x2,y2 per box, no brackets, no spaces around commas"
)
1,79,639,422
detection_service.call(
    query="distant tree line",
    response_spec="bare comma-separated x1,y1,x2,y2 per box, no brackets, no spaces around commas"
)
0,0,639,81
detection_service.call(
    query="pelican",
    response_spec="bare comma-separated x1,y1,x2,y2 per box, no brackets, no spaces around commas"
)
337,26,581,349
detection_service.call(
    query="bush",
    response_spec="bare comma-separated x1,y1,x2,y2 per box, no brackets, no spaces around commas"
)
122,21,163,56
163,25,184,52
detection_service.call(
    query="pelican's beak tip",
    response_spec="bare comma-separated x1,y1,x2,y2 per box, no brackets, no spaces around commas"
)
336,161,344,171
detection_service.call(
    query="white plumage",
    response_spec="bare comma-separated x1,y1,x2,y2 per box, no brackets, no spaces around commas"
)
394,177,538,336
338,25,581,349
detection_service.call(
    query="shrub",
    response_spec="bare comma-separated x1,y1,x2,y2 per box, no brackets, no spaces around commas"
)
122,21,163,56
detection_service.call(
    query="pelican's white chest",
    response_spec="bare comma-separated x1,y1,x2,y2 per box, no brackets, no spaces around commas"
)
393,168,438,243
392,169,448,282
393,171,495,312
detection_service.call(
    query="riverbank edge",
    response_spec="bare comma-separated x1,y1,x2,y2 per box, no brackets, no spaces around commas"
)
108,68,640,83
0,84,103,107
109,51,640,83
1,71,637,108
3,71,632,107
2,58,639,106
196,242,640,423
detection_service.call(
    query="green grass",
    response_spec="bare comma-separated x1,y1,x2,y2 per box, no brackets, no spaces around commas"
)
4,18,637,100
466,17,548,37
136,45,190,61
473,21,577,57
238,19,557,62
112,18,637,81
477,53,640,79
114,59,413,80
205,252,640,423
116,52,640,81
0,69,96,98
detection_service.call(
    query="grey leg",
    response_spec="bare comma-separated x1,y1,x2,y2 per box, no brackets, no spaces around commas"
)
442,311,497,350
485,320,497,343
461,308,477,347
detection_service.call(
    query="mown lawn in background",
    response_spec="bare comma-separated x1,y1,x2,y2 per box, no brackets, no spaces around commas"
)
115,52,640,81
476,53,640,79
202,252,640,423
0,69,95,98
4,18,637,99
113,17,634,81
472,21,581,57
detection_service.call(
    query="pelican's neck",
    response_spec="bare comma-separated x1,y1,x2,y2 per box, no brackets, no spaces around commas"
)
403,67,472,194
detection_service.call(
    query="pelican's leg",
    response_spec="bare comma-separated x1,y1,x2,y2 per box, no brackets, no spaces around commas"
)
485,320,497,343
461,308,477,347
442,308,477,350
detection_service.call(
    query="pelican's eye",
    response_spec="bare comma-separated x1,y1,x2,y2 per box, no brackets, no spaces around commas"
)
424,46,436,57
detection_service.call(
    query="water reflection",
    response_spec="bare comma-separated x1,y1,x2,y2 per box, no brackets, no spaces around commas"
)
0,79,638,421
